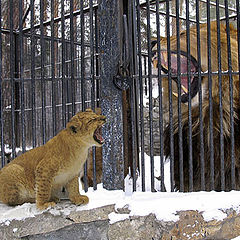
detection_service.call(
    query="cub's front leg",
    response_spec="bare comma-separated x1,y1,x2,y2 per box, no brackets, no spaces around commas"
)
66,176,89,205
35,160,58,210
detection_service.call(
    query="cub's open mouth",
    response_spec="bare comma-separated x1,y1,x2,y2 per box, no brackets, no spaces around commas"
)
93,126,104,145
155,50,201,103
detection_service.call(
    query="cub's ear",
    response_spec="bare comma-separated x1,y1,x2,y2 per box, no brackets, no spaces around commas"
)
86,108,93,112
69,125,77,134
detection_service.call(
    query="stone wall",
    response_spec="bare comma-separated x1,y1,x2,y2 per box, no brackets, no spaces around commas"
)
2,204,240,240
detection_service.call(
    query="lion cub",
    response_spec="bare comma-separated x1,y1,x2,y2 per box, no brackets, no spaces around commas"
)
0,109,106,210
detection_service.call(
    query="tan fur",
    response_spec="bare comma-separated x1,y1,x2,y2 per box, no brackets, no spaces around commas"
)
83,147,102,187
152,22,239,128
81,108,103,187
152,22,240,191
0,109,106,209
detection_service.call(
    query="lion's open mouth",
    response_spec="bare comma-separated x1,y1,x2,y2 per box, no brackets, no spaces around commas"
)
159,50,201,103
93,126,104,145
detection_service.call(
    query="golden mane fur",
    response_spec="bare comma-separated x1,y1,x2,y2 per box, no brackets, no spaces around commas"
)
152,22,240,191
0,109,106,209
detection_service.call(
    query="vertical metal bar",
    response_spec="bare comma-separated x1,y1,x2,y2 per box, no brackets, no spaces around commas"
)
95,9,100,107
89,0,95,125
80,0,86,112
80,0,88,191
99,0,125,190
196,0,205,191
51,0,56,137
146,0,155,192
224,0,235,190
14,34,20,149
0,0,4,167
31,0,36,148
61,0,66,128
94,8,100,189
19,0,25,153
237,0,240,148
216,0,225,191
175,0,184,192
136,0,145,192
144,56,147,95
155,0,165,192
10,0,16,159
237,0,240,190
129,0,139,192
70,0,75,116
186,0,193,191
40,0,46,144
207,0,214,190
166,0,174,192
89,0,97,190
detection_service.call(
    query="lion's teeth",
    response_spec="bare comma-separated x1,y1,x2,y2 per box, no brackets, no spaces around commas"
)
181,85,188,93
172,92,178,98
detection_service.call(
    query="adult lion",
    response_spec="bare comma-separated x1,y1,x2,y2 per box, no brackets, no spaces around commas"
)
152,22,239,191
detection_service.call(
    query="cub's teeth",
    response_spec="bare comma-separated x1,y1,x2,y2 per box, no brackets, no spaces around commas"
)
172,92,178,98
181,85,188,93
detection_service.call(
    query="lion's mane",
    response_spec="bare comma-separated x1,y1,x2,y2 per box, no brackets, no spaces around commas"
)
155,22,240,191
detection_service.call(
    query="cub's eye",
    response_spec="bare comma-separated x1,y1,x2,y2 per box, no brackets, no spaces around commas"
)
70,126,77,133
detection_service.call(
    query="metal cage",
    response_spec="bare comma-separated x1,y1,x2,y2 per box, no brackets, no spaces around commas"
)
0,0,239,194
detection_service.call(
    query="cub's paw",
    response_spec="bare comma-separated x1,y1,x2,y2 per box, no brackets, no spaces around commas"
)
36,201,56,210
70,195,89,206
51,196,60,203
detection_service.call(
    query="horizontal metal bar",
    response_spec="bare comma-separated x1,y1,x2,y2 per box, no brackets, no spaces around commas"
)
201,13,238,22
140,6,205,24
139,0,168,7
3,99,100,113
139,0,238,13
22,4,99,33
0,29,94,48
140,7,237,25
3,71,236,83
1,76,100,83
199,0,237,13
132,71,240,79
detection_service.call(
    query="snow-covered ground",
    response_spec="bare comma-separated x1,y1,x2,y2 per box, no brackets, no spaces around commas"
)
1,184,240,227
1,152,240,231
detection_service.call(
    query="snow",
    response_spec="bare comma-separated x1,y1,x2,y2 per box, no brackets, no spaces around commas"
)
1,153,240,228
1,183,240,227
108,212,129,224
232,237,240,240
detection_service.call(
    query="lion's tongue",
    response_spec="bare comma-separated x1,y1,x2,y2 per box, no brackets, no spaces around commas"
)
161,51,196,94
94,127,104,143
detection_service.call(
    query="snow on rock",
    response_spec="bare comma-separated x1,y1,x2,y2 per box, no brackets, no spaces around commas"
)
1,153,240,226
108,212,129,224
1,184,240,226
0,203,43,224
